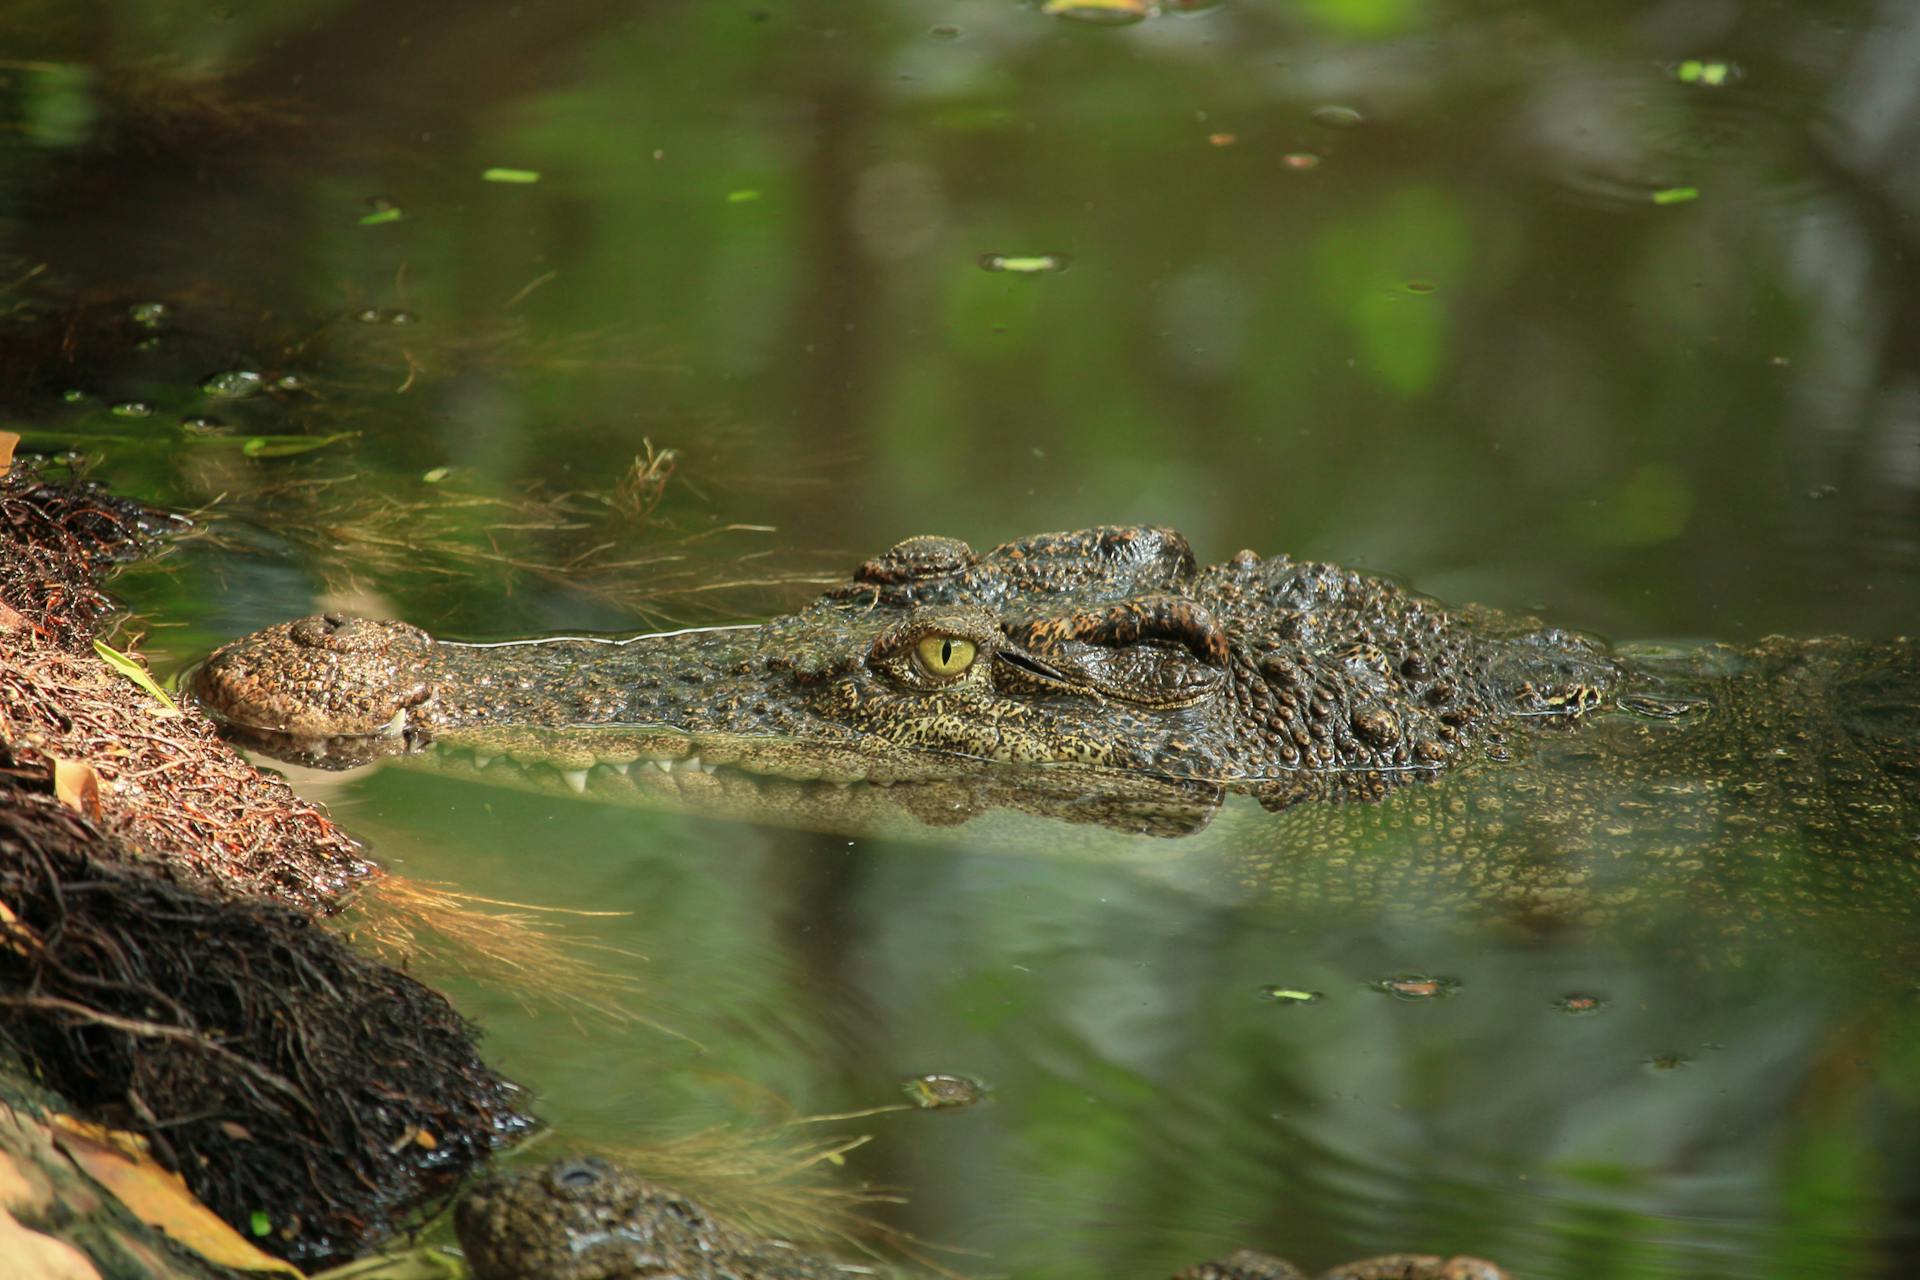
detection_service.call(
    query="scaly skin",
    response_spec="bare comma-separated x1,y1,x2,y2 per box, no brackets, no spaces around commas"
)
188,526,1920,933
189,526,1620,805
454,1158,1510,1280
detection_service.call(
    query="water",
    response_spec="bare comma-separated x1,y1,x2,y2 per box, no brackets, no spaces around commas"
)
4,1,1919,1275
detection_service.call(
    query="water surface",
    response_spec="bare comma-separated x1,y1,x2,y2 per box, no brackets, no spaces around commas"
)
4,2,1918,1276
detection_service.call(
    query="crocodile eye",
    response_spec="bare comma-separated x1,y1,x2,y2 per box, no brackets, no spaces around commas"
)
914,635,977,680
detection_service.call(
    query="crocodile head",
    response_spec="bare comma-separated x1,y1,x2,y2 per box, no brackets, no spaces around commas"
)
190,526,1617,799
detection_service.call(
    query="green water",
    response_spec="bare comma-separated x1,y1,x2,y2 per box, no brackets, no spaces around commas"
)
4,1,1919,1276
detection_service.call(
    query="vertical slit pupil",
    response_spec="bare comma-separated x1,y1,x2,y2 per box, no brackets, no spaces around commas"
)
941,640,954,666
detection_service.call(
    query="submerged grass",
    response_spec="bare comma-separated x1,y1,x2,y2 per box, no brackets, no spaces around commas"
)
212,458,842,627
598,1119,976,1279
347,877,696,1042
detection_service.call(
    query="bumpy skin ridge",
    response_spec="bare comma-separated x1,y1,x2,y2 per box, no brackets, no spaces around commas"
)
189,525,1619,802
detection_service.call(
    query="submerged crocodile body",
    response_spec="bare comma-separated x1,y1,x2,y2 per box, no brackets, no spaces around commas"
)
455,1156,1510,1280
191,526,1920,934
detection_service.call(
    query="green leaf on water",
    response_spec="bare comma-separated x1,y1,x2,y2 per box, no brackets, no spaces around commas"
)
240,432,357,458
482,168,541,184
358,208,403,225
725,188,762,204
92,639,181,717
1651,186,1700,205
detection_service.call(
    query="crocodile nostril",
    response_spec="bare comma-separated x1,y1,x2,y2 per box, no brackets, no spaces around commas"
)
321,612,347,628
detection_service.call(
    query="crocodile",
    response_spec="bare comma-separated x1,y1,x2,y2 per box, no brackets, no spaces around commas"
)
191,526,1622,794
454,1155,1510,1280
189,525,1920,933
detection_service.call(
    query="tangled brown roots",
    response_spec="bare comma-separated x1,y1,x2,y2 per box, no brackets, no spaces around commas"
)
0,460,531,1266
0,777,533,1267
0,458,185,652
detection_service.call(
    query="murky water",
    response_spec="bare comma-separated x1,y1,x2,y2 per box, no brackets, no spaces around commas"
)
5,2,1919,1276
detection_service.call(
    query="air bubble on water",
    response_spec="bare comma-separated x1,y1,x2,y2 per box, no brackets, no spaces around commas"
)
108,401,153,418
1309,105,1364,128
1372,973,1460,1001
200,370,264,399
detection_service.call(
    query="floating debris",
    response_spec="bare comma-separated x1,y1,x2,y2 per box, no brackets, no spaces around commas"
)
482,167,542,184
1208,132,1237,147
902,1073,990,1110
1674,59,1738,87
929,23,962,39
1256,986,1324,1006
1651,186,1700,205
127,301,170,329
1553,993,1609,1016
1309,105,1364,129
726,188,762,204
239,432,355,458
107,401,152,418
1645,1052,1692,1072
1372,973,1461,1001
1404,279,1438,295
200,369,264,399
1043,0,1153,24
978,252,1068,274
60,389,87,403
1281,152,1321,170
358,207,404,226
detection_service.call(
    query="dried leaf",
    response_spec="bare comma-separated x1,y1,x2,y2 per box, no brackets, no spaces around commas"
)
51,759,101,822
0,600,27,633
89,640,181,717
0,1207,102,1280
50,1118,300,1275
0,429,17,477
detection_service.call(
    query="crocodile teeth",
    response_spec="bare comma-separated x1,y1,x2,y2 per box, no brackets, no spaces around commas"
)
609,760,631,775
684,755,705,774
652,759,674,773
563,768,589,794
472,753,494,769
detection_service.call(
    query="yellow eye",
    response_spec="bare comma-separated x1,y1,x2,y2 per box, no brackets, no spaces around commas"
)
914,635,977,679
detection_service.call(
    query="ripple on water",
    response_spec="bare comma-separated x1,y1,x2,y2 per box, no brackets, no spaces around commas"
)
1512,61,1841,216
